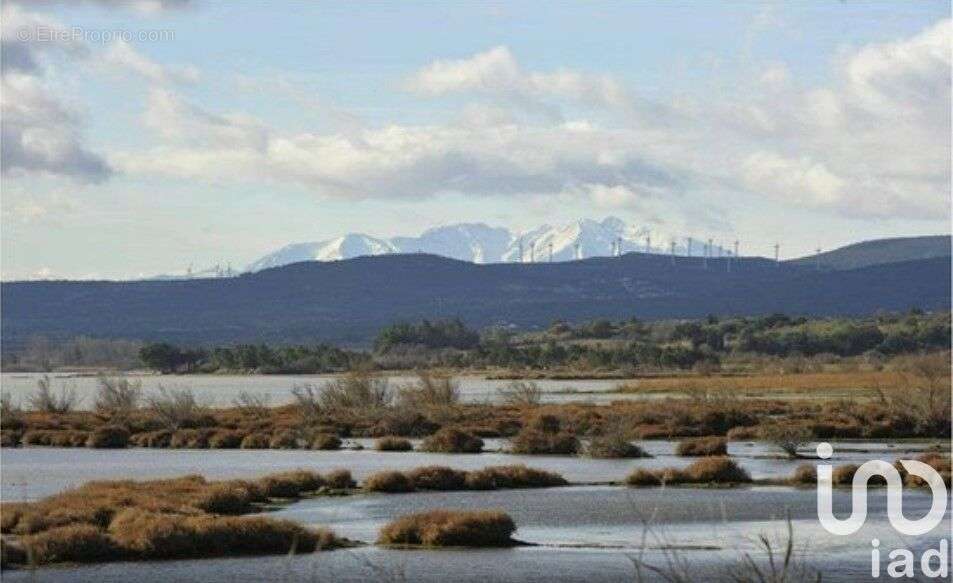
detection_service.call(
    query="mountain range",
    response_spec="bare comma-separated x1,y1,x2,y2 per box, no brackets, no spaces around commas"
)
3,236,949,349
245,217,726,272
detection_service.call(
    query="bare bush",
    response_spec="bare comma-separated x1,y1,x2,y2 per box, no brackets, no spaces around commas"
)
893,352,951,435
94,376,142,418
290,384,322,424
758,423,812,459
147,387,202,430
29,376,79,413
497,381,542,406
232,391,270,419
398,372,459,408
320,372,391,411
1,392,22,428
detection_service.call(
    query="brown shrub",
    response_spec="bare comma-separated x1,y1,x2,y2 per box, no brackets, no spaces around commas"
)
683,457,751,483
269,431,298,449
310,433,342,450
132,429,173,448
169,429,212,449
1,503,28,533
374,436,413,451
405,466,467,491
676,437,728,457
831,464,859,485
364,471,415,493
791,464,817,484
905,452,952,487
257,470,324,498
377,510,516,547
0,430,21,448
586,434,649,459
22,524,121,564
239,433,270,449
86,425,130,449
473,465,567,489
324,469,355,489
50,430,88,447
208,430,244,449
625,468,662,487
420,427,483,454
509,428,578,455
22,430,56,446
108,508,338,559
726,426,758,440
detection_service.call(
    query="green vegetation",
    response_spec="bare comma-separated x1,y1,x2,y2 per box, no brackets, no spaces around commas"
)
7,311,945,375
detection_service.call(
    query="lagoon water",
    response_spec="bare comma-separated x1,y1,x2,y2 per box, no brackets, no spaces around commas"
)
0,372,632,409
1,440,944,501
2,482,948,582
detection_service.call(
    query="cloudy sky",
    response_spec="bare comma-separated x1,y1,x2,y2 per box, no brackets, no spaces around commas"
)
2,1,950,280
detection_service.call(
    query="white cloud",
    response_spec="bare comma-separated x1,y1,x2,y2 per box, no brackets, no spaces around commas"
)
109,19,951,223
102,40,200,85
405,46,629,112
1,4,110,181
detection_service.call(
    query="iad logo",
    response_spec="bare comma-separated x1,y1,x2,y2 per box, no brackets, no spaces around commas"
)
815,442,950,579
815,442,948,536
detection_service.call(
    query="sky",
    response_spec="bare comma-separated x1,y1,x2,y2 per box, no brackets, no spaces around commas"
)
1,0,950,280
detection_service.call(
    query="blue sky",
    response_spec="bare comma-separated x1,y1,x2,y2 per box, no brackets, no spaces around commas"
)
2,1,950,279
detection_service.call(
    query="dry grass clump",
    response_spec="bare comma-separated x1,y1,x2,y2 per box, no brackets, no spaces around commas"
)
625,468,662,487
625,457,751,487
324,469,355,489
374,436,414,451
208,430,244,449
107,509,337,559
377,510,516,547
363,464,567,494
398,372,460,408
240,432,270,449
268,430,298,449
676,436,728,457
585,422,649,458
1,471,347,566
790,464,817,485
726,426,758,440
901,452,952,487
364,470,416,493
21,524,120,563
470,465,567,489
86,425,130,449
405,466,468,491
509,414,578,455
257,470,325,498
310,433,342,450
420,427,483,453
169,429,212,449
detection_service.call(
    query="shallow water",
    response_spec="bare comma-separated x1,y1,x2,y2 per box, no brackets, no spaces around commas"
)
3,486,948,582
1,440,944,501
0,372,636,408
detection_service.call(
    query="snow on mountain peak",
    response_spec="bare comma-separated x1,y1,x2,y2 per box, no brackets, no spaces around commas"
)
245,217,695,272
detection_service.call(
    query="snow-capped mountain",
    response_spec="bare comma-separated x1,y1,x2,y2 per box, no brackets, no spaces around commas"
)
245,217,730,272
246,234,396,271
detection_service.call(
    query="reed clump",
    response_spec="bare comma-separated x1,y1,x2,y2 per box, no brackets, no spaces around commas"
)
377,510,517,547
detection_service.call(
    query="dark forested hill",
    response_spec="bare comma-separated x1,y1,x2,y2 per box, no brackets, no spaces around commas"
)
2,250,949,348
788,235,950,271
